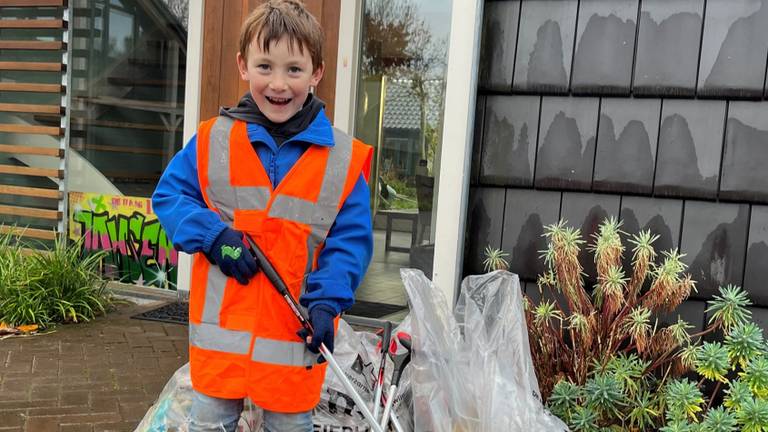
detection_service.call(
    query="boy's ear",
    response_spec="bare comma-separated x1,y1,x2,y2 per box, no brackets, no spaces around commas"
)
311,61,325,87
236,52,249,80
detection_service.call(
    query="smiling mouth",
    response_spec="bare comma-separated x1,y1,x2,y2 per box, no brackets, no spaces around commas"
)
266,96,292,106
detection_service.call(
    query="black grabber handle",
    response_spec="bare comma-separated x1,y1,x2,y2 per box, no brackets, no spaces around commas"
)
243,234,386,432
243,234,314,335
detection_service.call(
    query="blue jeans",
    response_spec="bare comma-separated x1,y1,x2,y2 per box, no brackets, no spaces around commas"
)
189,390,313,432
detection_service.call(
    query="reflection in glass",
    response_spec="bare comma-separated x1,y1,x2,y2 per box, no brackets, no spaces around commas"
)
354,0,452,314
68,0,188,197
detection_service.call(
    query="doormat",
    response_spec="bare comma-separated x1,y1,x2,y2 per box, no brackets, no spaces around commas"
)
132,301,188,325
345,300,407,319
131,300,406,324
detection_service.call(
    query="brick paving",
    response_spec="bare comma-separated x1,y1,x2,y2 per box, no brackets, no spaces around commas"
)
0,302,188,432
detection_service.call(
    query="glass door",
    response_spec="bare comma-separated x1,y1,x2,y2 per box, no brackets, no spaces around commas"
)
351,0,452,320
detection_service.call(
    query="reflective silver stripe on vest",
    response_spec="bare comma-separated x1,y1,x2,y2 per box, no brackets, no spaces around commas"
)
201,262,227,323
268,128,352,233
251,337,316,367
206,116,270,217
190,322,251,354
189,261,253,353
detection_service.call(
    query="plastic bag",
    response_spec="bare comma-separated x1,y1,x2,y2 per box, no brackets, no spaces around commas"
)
313,318,413,432
133,363,262,432
402,269,569,432
135,319,414,432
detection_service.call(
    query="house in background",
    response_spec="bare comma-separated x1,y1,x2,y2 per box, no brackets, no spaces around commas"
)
6,0,768,329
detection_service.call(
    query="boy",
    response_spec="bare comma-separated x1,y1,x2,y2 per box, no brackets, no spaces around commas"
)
151,1,373,431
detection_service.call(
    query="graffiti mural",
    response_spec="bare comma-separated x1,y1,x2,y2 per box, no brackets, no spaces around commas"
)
68,192,178,290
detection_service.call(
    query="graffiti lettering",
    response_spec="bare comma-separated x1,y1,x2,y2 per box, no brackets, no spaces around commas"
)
73,209,177,289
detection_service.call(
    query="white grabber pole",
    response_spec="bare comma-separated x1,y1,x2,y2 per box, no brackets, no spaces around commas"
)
244,234,384,432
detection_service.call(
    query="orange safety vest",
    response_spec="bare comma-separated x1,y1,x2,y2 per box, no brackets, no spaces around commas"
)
188,116,372,412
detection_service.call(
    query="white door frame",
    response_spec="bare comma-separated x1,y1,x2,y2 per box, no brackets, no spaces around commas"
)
333,0,362,133
335,0,484,304
176,0,205,294
431,0,484,303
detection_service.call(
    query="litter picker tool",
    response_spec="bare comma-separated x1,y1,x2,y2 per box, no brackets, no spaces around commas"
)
243,234,385,432
372,320,393,421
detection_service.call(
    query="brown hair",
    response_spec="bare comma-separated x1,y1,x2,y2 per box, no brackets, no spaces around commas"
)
239,0,324,71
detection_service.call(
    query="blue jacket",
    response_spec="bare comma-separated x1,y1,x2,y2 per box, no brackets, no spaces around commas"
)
151,111,373,315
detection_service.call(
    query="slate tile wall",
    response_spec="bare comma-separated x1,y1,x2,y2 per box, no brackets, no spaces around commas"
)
470,0,768,329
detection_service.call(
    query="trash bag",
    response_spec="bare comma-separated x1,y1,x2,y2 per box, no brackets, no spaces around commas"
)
313,318,413,431
402,269,569,432
133,363,262,432
135,319,414,432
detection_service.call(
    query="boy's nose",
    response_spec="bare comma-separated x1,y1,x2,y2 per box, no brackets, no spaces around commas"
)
269,76,288,91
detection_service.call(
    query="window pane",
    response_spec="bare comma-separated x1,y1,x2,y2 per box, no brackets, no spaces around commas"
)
68,0,187,198
353,0,452,320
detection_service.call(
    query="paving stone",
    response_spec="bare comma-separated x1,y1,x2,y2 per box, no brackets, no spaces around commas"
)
23,416,62,432
30,384,59,401
0,410,25,428
61,391,90,407
92,421,141,432
118,401,151,423
88,395,119,414
60,424,93,432
1,379,32,393
56,413,121,425
0,399,57,411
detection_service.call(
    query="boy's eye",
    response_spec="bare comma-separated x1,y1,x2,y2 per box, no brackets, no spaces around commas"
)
288,66,302,74
256,64,270,71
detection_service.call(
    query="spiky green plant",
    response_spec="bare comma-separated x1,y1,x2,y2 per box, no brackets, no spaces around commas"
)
665,379,705,422
695,342,730,383
549,380,583,422
737,397,768,432
726,322,765,369
706,285,752,332
584,372,625,418
669,318,694,346
482,245,509,272
569,405,600,432
628,390,659,431
741,357,768,398
624,306,652,354
533,300,562,326
627,230,659,298
605,353,649,398
659,420,694,432
700,406,738,432
724,380,753,411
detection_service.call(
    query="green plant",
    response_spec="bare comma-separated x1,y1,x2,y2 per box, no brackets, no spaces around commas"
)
0,229,112,328
482,245,509,272
527,217,768,431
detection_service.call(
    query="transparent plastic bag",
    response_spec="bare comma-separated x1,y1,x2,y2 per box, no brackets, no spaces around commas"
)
135,319,414,432
402,269,569,432
133,363,262,432
313,318,413,431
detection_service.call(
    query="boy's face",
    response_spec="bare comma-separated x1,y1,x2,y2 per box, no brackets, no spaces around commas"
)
237,36,324,124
